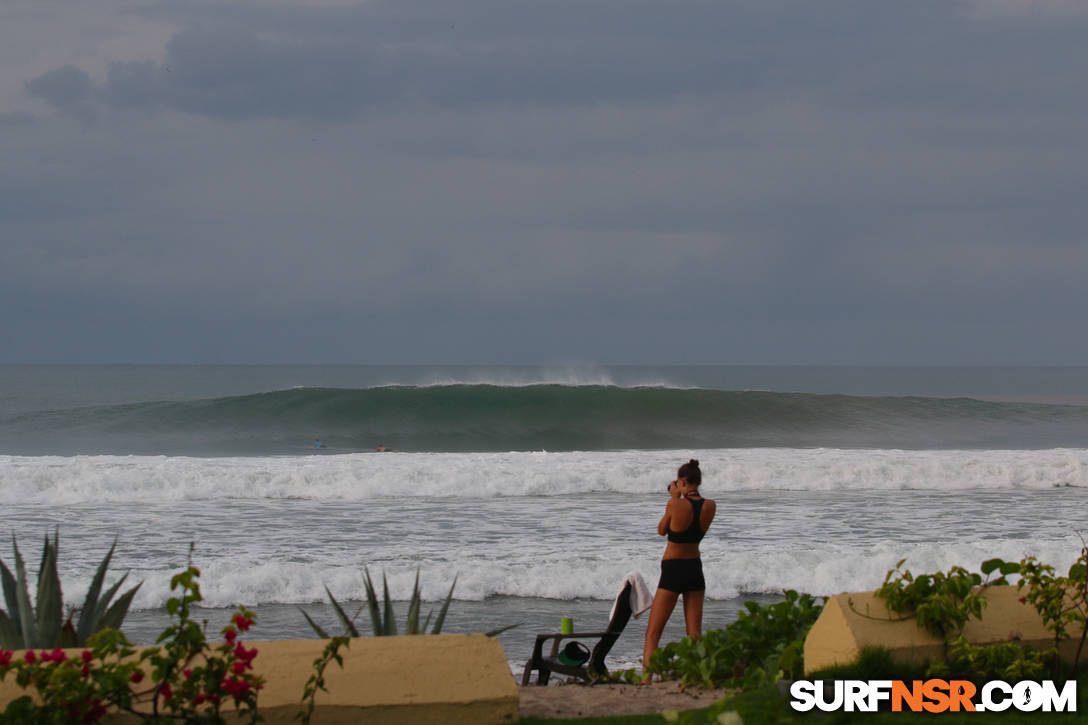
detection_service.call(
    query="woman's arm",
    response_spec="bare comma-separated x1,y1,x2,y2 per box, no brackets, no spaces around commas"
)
700,499,717,532
657,481,681,536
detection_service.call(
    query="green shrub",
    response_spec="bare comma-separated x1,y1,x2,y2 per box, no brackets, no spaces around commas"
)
0,531,141,650
870,560,988,644
1017,545,1088,675
809,646,926,682
865,548,1088,677
924,636,1049,681
1,563,263,724
648,590,823,689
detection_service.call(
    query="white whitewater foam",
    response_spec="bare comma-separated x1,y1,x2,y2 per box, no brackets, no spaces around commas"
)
7,449,1087,613
50,534,1085,610
2,448,1087,504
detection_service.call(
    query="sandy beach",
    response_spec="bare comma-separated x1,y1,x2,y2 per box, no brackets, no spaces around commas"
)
518,681,733,719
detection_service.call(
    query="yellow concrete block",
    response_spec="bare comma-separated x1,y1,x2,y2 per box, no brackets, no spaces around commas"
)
259,634,518,724
804,586,1084,675
0,634,518,724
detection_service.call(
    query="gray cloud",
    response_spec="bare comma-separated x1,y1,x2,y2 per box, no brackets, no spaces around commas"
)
0,110,36,126
3,1,1088,363
23,65,96,123
103,60,163,109
24,0,1088,122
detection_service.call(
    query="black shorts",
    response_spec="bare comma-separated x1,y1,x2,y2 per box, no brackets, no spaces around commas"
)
658,558,705,593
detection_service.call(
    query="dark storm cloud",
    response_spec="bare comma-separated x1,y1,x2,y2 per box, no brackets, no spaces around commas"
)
24,65,96,123
4,0,1088,363
24,65,92,105
30,0,1088,122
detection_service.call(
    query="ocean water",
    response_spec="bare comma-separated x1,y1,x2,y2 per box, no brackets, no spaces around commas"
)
2,365,1088,673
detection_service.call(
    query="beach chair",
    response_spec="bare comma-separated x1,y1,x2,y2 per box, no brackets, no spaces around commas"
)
521,581,633,685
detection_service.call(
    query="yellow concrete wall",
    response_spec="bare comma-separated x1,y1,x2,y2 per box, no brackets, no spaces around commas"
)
0,634,518,724
804,586,1084,675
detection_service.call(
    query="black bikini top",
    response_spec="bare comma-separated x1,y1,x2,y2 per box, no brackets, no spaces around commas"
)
667,496,706,544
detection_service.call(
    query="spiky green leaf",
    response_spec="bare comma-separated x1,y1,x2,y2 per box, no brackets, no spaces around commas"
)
0,609,22,649
35,532,63,647
324,586,361,638
406,569,422,635
300,609,330,639
76,539,118,643
484,622,521,637
430,575,457,635
0,559,19,625
382,572,397,636
35,533,50,585
421,610,433,635
11,536,40,648
98,582,142,632
84,573,133,641
362,569,382,637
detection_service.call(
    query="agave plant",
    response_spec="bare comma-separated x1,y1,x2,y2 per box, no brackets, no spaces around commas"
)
301,568,455,638
0,531,142,649
301,568,517,638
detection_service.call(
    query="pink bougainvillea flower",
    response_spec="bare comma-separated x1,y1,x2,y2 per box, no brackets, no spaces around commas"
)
81,650,93,663
224,628,237,643
49,647,66,662
82,664,91,678
221,676,253,698
131,671,145,683
24,651,36,664
232,661,247,675
0,650,13,667
233,643,257,664
160,682,173,701
232,613,254,632
183,668,192,680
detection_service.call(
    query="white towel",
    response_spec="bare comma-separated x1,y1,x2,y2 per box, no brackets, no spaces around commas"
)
610,571,654,621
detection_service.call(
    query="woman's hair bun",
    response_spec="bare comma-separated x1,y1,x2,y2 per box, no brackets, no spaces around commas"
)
677,459,702,486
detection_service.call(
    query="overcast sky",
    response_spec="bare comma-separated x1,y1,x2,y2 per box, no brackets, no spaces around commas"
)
2,0,1086,365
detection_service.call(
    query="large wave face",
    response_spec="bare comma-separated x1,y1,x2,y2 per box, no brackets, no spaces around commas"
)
5,385,1088,455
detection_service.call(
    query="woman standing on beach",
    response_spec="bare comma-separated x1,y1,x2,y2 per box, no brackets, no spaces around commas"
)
643,459,716,676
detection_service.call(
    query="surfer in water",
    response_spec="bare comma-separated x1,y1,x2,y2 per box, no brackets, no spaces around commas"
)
643,459,716,678
313,439,325,449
